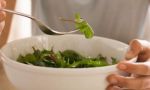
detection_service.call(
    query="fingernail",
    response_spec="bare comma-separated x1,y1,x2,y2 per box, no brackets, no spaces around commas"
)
118,63,127,70
110,78,118,84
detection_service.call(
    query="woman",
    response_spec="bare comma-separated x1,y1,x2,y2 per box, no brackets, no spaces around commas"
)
1,0,150,90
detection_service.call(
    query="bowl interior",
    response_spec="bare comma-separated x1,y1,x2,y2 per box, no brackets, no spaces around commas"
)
1,34,128,68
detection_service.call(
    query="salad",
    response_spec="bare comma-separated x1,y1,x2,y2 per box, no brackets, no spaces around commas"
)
17,47,118,68
17,13,117,68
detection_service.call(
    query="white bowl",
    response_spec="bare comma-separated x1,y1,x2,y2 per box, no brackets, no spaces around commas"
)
0,34,130,90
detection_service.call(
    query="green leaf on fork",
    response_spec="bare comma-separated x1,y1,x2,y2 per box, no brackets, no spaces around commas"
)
75,13,94,39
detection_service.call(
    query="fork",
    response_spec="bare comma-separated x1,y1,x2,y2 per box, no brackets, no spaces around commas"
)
0,8,79,35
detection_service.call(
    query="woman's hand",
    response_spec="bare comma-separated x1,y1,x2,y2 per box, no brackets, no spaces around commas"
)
0,0,6,34
107,39,150,90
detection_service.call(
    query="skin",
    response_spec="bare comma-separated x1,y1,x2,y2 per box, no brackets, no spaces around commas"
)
107,39,150,90
0,0,6,34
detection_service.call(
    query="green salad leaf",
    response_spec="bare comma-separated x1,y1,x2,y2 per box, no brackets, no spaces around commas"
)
60,13,94,39
17,48,118,68
75,13,94,39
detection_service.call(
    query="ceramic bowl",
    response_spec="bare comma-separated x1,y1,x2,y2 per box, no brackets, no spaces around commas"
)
0,35,134,90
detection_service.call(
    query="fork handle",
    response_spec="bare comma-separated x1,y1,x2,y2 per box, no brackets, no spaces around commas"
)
0,8,35,20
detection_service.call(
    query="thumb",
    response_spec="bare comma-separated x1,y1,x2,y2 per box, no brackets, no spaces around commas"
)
136,40,150,62
125,39,150,62
125,39,143,60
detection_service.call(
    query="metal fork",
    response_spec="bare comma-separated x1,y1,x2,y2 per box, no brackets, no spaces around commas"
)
0,8,78,35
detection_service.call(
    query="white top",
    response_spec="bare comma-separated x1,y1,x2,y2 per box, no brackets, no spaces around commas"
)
32,0,149,43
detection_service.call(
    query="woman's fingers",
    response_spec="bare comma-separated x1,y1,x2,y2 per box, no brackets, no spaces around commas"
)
107,61,150,89
0,0,6,33
106,85,138,90
107,74,150,89
107,39,150,90
0,0,6,8
125,39,150,62
0,11,6,21
106,85,122,90
107,85,150,90
117,61,150,75
0,0,6,22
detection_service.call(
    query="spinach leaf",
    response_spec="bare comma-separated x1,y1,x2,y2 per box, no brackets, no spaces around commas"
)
75,13,94,39
17,48,118,68
60,13,94,39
